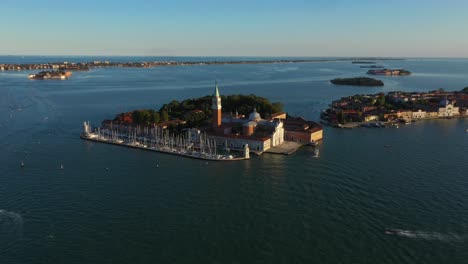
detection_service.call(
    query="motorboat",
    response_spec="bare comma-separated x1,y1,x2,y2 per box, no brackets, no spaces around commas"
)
313,148,320,158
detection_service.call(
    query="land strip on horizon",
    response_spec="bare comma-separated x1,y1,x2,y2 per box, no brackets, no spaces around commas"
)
0,58,404,72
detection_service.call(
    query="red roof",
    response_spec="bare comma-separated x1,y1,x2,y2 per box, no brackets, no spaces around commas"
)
206,129,270,142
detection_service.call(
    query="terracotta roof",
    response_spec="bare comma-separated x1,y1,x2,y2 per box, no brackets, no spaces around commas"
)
283,116,323,133
206,130,270,142
271,112,287,118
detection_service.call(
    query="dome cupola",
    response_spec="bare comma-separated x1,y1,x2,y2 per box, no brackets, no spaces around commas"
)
249,108,261,121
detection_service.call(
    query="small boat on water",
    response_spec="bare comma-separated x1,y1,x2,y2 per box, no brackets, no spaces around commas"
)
20,161,24,167
313,148,320,158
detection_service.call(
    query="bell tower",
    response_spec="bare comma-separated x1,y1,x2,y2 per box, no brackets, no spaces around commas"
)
212,82,222,128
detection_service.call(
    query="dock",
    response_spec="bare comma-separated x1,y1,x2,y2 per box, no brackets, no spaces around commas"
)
264,141,305,155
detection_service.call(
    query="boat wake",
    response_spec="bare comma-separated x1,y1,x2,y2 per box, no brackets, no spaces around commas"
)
385,229,465,242
0,210,23,241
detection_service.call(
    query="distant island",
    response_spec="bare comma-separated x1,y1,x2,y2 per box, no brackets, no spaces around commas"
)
330,77,384,87
367,69,411,76
321,88,468,128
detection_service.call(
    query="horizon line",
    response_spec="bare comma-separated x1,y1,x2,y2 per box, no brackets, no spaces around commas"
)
1,54,468,60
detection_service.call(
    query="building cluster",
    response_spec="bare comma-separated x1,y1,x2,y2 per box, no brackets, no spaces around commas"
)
323,90,468,124
367,69,411,76
1,62,89,71
27,71,72,80
1,58,332,73
204,85,323,153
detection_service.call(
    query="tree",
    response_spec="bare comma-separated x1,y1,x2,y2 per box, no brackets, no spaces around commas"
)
132,110,142,124
161,110,169,122
115,94,284,128
152,112,160,124
271,102,283,114
141,110,151,125
463,87,468,94
378,94,386,106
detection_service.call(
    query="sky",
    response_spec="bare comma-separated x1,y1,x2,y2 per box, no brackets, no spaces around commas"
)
1,0,468,57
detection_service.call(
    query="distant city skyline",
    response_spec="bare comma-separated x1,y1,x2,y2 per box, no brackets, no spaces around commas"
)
2,0,468,58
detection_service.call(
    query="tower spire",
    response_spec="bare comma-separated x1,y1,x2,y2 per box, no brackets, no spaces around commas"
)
214,80,220,97
212,81,222,127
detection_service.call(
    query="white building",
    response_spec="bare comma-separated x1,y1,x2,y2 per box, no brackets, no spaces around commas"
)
438,98,459,117
412,109,427,119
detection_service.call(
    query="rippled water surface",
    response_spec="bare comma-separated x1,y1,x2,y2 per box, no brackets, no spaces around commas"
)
1,57,467,263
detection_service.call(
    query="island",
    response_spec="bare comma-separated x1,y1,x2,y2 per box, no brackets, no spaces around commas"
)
367,69,411,76
321,88,468,128
330,77,384,87
80,83,324,161
28,71,72,80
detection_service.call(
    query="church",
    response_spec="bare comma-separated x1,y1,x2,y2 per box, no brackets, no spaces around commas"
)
438,97,460,117
207,83,285,153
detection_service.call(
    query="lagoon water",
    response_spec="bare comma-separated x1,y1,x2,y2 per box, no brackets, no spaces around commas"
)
1,57,467,263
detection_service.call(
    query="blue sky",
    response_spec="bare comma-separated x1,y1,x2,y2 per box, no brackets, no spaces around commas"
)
2,0,468,57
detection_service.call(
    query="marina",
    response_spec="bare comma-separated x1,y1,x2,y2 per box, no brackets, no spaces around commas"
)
80,122,249,161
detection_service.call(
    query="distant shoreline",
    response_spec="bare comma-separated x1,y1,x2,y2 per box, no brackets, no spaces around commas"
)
0,58,405,72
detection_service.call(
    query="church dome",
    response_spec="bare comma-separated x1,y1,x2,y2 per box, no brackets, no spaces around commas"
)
439,97,450,107
249,108,261,121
